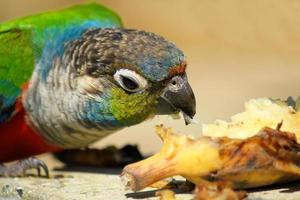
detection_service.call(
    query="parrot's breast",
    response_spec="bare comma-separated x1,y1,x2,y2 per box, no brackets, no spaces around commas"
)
0,106,62,162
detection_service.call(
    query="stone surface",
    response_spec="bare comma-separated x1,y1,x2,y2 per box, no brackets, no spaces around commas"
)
0,172,191,200
1,171,300,200
0,173,125,200
247,182,300,200
1,155,300,200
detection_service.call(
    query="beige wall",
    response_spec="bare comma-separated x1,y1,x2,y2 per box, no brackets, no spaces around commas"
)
1,0,299,153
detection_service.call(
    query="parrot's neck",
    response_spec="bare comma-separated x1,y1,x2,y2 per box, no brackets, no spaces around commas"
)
24,70,121,149
0,103,62,162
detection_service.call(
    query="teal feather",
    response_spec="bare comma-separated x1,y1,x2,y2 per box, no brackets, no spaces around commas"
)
0,3,122,123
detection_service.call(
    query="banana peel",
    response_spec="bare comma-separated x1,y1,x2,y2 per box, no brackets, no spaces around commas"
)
122,125,300,199
121,97,300,199
194,181,247,200
155,190,176,200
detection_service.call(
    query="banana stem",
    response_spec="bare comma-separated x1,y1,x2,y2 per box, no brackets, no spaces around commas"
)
121,154,177,191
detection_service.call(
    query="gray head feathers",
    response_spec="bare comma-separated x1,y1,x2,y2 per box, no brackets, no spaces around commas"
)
64,28,185,81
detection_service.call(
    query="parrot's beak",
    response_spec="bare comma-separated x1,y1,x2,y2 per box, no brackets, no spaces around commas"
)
156,74,196,125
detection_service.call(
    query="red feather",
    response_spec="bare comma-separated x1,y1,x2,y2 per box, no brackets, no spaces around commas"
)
0,98,62,162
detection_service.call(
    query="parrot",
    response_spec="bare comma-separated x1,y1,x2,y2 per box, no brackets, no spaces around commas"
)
0,3,196,177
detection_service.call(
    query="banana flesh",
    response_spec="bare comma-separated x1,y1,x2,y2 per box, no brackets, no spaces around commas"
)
122,97,300,199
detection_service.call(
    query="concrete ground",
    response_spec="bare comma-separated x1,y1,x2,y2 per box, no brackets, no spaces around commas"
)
1,154,300,200
1,172,300,200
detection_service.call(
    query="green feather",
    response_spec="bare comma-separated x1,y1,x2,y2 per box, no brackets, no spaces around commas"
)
0,29,34,89
110,88,158,125
0,3,122,88
0,3,122,121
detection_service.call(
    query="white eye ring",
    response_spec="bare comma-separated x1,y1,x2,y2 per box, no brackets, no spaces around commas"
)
113,69,148,93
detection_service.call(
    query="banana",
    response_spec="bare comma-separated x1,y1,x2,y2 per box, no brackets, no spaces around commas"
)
121,97,300,199
203,97,300,140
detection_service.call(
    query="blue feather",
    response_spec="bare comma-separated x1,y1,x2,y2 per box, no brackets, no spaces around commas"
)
39,20,119,80
81,97,122,130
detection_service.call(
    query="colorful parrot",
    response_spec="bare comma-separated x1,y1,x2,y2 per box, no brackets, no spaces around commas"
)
0,3,196,176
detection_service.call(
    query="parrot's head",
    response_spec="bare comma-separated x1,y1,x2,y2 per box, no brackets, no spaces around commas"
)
71,29,196,126
26,28,196,147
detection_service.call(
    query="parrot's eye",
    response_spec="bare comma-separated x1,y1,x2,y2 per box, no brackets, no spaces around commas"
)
114,69,148,93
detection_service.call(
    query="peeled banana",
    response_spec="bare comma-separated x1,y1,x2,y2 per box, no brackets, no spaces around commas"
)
122,97,300,199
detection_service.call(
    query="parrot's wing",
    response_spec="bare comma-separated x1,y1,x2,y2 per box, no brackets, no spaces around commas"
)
0,3,123,124
0,28,35,123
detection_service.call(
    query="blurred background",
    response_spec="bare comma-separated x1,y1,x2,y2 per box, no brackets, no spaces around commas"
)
0,0,299,156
